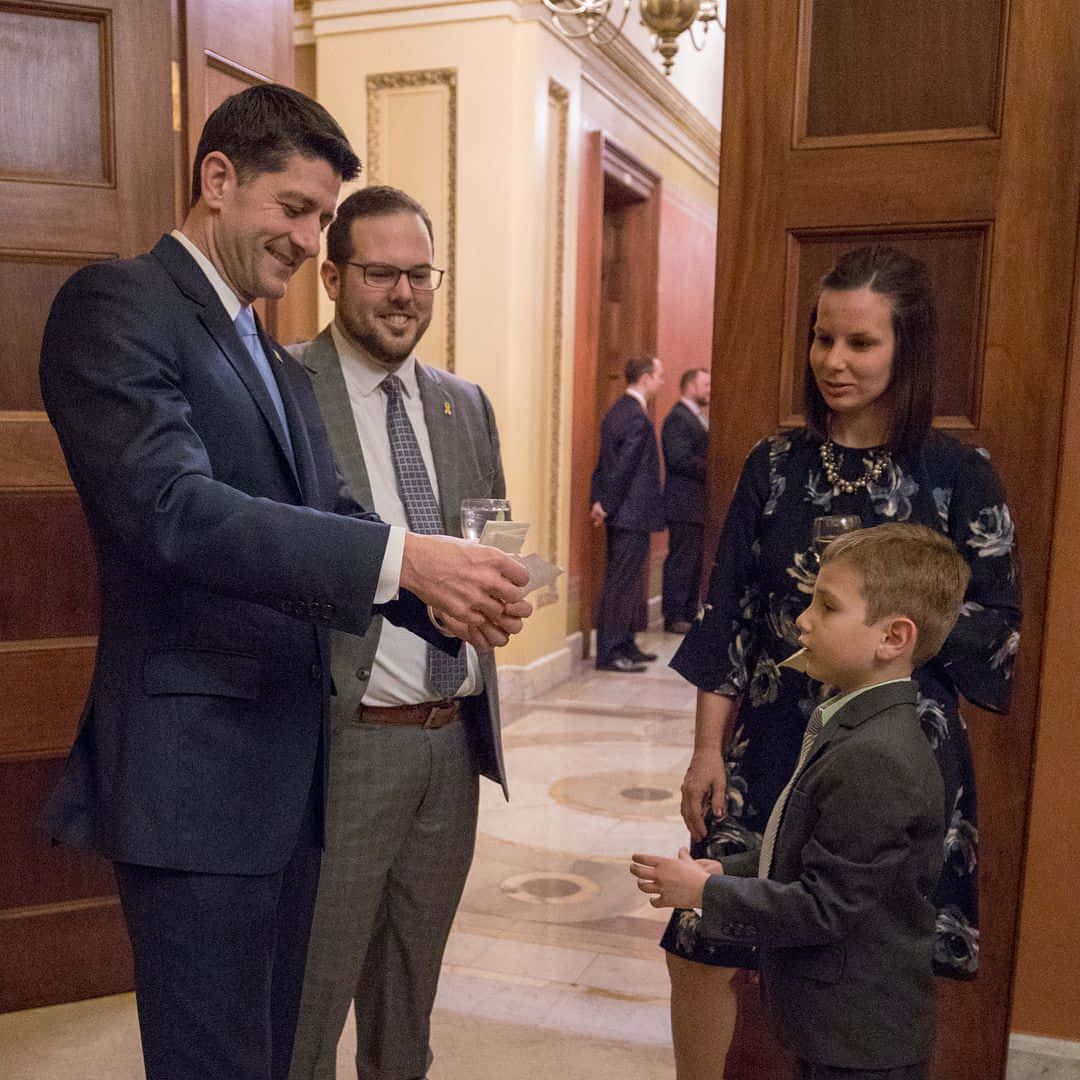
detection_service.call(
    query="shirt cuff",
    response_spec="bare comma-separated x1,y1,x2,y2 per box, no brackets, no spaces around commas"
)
374,525,405,604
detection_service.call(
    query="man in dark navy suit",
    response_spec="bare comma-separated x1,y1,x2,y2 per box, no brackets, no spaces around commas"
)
661,367,710,633
589,355,665,671
38,84,530,1080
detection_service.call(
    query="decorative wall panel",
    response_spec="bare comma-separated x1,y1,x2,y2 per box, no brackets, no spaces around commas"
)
537,81,570,608
795,0,1006,147
0,5,112,184
367,69,456,371
779,226,991,430
0,251,108,412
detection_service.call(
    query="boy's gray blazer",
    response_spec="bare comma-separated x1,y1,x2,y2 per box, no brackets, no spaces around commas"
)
702,680,945,1069
290,328,509,798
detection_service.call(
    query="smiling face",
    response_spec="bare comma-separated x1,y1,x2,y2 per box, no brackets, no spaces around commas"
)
795,559,890,692
809,286,896,442
208,151,340,304
321,210,435,368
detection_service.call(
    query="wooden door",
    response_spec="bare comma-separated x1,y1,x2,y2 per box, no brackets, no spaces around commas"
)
707,2,1080,1077
0,0,174,1011
568,135,660,654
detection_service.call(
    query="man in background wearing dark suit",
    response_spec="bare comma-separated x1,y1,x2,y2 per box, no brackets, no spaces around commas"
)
661,367,710,634
590,355,665,672
38,86,530,1080
287,187,510,1080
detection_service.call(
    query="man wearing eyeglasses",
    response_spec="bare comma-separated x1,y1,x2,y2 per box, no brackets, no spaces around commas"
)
287,186,508,1080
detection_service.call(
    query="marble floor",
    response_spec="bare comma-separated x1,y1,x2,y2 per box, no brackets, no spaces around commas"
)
0,630,705,1080
3,629,1072,1079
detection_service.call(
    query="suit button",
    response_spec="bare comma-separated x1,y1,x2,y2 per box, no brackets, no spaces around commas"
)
310,663,321,682
356,668,370,681
281,600,296,615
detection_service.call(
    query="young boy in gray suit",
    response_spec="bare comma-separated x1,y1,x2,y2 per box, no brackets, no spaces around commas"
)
632,522,971,1080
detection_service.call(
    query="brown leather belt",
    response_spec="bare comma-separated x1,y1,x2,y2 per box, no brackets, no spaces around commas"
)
351,699,461,730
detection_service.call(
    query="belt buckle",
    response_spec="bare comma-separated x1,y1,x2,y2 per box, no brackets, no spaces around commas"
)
423,701,453,729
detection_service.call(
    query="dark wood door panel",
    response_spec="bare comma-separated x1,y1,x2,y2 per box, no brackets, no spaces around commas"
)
710,2,1079,1076
0,0,173,1013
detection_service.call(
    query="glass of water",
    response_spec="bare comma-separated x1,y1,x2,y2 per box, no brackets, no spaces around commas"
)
460,498,511,541
812,514,862,553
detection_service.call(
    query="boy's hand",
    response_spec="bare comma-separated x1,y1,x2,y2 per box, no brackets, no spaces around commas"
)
629,848,715,909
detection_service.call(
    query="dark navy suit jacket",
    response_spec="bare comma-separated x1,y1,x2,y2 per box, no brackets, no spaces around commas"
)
662,401,708,525
589,393,663,532
701,681,945,1069
38,235,448,875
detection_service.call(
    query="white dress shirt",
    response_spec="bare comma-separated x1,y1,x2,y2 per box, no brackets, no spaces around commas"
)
330,322,480,705
169,229,404,604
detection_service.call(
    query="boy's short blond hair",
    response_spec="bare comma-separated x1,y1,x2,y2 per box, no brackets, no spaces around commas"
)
820,523,971,667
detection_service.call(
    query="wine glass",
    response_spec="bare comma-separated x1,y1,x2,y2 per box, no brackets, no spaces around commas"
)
812,514,862,554
460,498,511,540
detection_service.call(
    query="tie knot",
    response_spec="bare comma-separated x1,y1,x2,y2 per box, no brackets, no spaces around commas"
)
235,306,257,339
381,374,404,398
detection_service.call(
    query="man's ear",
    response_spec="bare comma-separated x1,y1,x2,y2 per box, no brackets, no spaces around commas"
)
877,615,917,662
320,259,341,302
199,151,235,210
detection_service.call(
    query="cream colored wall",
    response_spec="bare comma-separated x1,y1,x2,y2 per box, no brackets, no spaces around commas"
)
305,2,719,670
311,12,582,666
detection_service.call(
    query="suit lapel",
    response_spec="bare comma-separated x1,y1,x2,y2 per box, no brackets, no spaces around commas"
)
416,362,461,535
151,236,301,497
303,329,375,509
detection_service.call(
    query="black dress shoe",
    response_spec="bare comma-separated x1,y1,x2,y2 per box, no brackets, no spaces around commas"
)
664,619,693,634
596,656,647,673
627,645,658,663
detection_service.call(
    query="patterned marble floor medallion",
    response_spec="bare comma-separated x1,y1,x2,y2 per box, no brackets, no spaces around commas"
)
499,870,601,905
549,769,682,820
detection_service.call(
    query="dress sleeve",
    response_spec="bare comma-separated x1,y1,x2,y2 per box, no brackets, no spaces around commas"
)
933,444,1021,714
670,437,772,693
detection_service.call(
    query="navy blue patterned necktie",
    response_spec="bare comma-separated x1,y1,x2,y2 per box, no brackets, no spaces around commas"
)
382,374,467,698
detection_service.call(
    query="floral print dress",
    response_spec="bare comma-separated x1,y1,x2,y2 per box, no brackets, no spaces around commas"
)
661,428,1020,978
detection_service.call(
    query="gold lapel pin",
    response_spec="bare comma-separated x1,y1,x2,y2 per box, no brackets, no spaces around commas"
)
443,401,452,416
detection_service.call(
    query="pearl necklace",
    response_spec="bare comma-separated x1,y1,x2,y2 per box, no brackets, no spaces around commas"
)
819,439,891,495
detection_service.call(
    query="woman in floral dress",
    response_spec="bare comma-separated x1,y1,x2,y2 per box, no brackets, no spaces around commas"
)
662,246,1021,1079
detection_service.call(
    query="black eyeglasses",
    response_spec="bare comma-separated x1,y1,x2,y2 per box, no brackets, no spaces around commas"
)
345,262,445,291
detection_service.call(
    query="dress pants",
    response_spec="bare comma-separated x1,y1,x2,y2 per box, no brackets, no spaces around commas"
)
662,519,704,623
114,771,322,1080
596,525,650,665
288,715,479,1080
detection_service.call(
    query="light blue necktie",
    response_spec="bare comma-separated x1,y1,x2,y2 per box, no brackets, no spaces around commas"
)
234,306,293,460
382,374,468,699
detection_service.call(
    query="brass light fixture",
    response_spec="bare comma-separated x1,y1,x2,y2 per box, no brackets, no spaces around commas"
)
542,0,723,75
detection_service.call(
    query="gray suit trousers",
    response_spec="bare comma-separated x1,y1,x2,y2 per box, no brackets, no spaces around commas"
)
288,716,479,1080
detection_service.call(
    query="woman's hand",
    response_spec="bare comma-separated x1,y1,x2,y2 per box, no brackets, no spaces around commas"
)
680,748,728,841
680,690,739,841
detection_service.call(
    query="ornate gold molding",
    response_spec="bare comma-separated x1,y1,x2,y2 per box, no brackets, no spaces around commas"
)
539,79,570,608
366,68,458,372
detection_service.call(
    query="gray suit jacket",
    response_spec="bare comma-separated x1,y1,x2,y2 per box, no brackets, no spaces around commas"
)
701,681,944,1069
290,328,509,798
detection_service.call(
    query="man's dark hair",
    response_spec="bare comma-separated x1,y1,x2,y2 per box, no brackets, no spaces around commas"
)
624,356,656,385
326,186,435,265
804,245,936,462
680,367,705,393
190,84,361,204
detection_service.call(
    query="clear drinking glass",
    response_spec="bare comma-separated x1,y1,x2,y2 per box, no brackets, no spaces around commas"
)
460,498,511,541
812,514,862,553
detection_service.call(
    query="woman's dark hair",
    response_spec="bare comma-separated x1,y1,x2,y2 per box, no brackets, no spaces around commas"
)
326,186,435,265
191,84,361,204
804,245,936,460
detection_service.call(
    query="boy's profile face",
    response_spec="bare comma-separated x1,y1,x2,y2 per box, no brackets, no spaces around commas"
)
796,559,892,691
